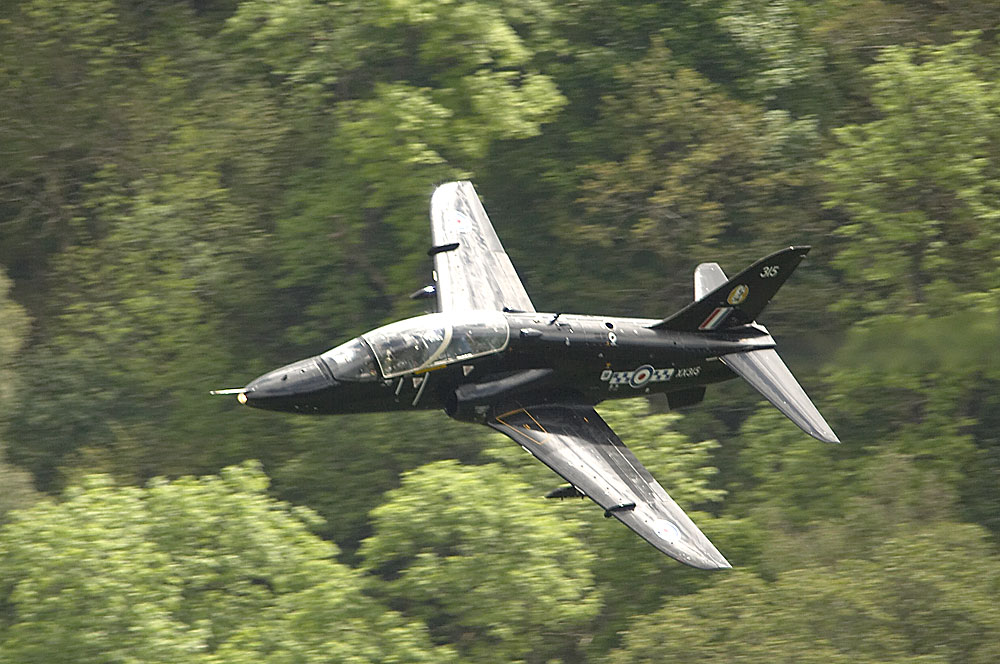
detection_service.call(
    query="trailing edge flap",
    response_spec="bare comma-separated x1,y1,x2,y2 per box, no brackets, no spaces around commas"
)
721,349,840,443
489,403,731,570
651,246,810,331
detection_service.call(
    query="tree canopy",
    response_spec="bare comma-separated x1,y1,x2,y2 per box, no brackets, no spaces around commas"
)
2,1,1000,661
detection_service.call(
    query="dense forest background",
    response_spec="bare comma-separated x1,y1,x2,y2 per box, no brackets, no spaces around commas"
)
2,0,1000,661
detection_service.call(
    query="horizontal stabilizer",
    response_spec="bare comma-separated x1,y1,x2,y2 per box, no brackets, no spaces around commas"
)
721,349,839,443
652,246,810,331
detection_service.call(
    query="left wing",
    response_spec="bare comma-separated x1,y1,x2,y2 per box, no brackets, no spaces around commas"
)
429,181,535,313
488,403,731,569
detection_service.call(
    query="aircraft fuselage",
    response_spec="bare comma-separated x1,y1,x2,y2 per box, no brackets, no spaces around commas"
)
240,312,775,419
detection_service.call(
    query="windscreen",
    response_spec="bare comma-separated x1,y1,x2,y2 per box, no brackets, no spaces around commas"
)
319,338,378,381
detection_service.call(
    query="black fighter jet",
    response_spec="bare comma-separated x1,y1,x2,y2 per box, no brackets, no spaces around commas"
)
213,181,838,570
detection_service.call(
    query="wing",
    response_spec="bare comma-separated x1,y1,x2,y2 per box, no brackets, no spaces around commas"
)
488,403,731,569
429,181,535,313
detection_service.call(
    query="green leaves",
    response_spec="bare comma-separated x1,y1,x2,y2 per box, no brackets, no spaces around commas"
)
0,463,454,664
566,38,825,316
0,269,39,523
0,269,28,419
217,1,568,346
823,35,1000,316
4,2,1000,662
611,525,1000,664
361,460,599,664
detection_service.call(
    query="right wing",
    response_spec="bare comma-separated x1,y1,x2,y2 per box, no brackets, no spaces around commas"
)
429,181,535,313
489,402,731,570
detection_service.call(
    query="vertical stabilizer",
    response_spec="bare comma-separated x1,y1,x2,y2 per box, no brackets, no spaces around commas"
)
652,247,810,331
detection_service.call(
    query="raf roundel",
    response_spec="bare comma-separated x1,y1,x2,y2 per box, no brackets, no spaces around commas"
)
629,364,655,388
653,520,682,543
727,284,749,305
453,212,471,233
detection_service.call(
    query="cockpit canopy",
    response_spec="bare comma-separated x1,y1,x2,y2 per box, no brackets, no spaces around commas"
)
359,311,509,379
320,311,509,381
319,311,510,381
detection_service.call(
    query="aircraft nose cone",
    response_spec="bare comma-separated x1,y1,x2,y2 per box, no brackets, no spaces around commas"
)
243,356,335,411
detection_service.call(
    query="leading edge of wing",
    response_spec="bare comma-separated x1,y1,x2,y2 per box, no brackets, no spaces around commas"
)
488,403,731,570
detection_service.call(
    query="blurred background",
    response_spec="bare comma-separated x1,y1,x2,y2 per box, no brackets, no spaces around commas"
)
2,0,999,661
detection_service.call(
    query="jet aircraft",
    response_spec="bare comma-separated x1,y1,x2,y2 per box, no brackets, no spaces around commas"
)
212,181,838,570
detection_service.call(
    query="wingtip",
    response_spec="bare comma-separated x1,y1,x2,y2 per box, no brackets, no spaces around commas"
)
812,424,841,444
690,554,733,571
700,554,733,570
711,551,733,570
677,544,733,571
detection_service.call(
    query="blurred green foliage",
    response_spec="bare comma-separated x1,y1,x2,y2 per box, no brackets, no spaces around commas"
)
0,463,454,662
2,0,1000,661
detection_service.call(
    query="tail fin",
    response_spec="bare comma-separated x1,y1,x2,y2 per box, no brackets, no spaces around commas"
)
654,247,839,443
650,246,810,332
